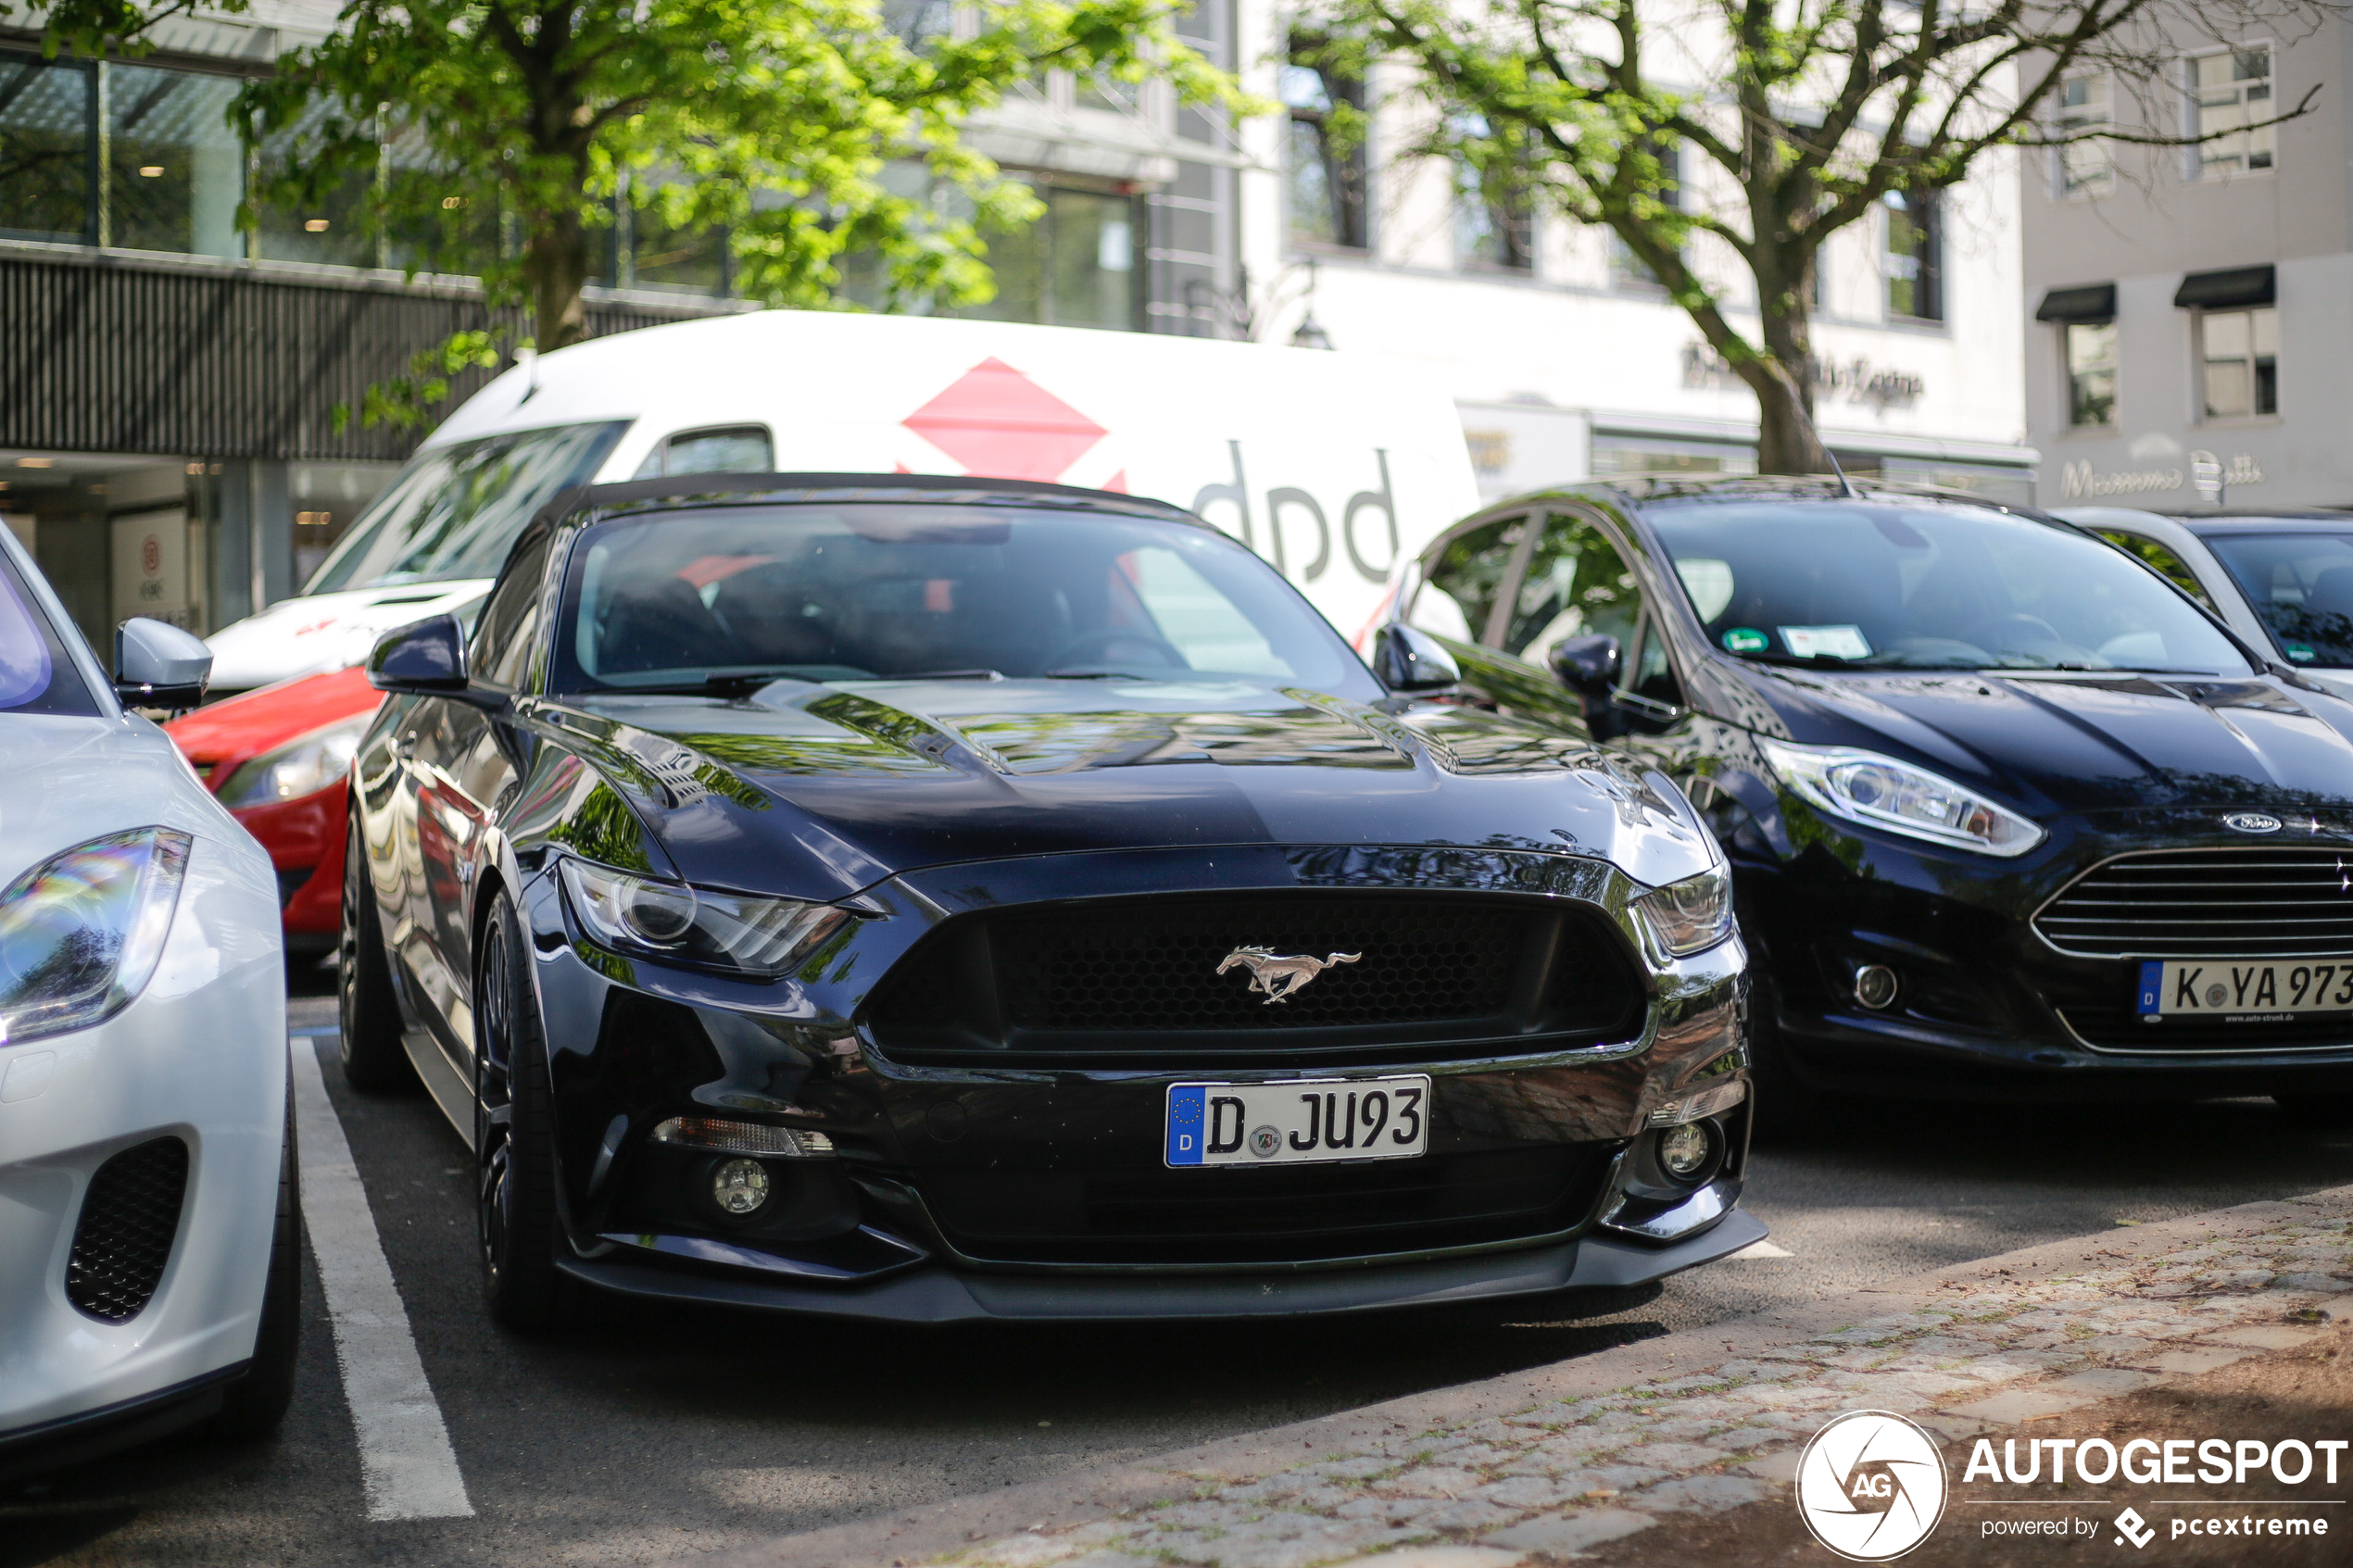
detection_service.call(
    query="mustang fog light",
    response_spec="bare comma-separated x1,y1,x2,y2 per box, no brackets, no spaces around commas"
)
653,1115,834,1157
711,1158,772,1215
1657,1123,1713,1180
1854,963,1899,1010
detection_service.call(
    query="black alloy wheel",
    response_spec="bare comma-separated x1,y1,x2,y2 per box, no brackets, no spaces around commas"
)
201,1086,302,1439
473,893,577,1332
339,806,417,1093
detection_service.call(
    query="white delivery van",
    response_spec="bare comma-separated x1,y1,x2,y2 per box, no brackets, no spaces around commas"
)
203,310,1478,693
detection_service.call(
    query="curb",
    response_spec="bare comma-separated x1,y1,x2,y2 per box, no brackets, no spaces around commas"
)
668,1185,2353,1568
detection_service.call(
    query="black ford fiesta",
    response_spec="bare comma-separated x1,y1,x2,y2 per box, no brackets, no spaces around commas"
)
341,473,1759,1327
1393,476,2353,1124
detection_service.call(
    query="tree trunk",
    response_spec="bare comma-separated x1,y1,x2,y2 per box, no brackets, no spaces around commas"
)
1750,278,1830,477
525,211,592,353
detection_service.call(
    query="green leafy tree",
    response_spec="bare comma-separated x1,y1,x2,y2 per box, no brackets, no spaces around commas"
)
11,0,1239,425
1305,0,2330,474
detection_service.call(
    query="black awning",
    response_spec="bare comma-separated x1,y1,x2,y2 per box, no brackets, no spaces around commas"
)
2034,282,2116,322
2173,264,2275,309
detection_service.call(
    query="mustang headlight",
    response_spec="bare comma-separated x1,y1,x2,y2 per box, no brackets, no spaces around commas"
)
216,713,371,809
0,828,193,1046
1758,738,2044,859
1631,862,1735,959
559,858,850,977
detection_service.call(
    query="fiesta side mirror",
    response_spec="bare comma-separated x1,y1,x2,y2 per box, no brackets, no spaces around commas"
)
1549,633,1621,696
368,613,471,696
1370,623,1462,693
114,617,212,710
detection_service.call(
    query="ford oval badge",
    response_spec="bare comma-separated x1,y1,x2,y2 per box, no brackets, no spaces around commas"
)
2224,812,2284,834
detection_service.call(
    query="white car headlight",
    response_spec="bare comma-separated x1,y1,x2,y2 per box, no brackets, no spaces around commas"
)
0,828,193,1045
559,858,852,978
1631,862,1735,960
216,712,372,809
1758,738,2045,858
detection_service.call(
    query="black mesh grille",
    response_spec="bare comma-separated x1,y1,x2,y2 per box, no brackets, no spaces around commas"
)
1001,900,1523,1031
67,1137,189,1323
2036,848,2353,959
918,1146,1613,1265
868,893,1645,1069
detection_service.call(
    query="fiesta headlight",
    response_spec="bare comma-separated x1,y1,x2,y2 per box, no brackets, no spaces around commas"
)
1758,738,2044,859
216,712,372,809
559,857,851,977
1631,862,1735,959
0,828,193,1046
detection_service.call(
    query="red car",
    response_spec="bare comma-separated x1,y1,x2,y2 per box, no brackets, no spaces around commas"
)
165,666,381,956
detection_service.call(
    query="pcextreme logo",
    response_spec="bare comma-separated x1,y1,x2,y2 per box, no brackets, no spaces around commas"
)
1795,1411,1950,1561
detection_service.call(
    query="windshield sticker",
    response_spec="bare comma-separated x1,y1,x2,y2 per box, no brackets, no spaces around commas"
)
1780,625,1872,659
2285,641,2317,662
1721,627,1770,654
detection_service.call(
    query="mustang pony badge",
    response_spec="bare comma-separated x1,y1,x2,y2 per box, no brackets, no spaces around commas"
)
1217,947,1361,1004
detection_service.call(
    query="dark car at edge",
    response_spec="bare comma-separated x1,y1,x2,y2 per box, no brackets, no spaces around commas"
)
340,473,1759,1326
1389,476,2353,1123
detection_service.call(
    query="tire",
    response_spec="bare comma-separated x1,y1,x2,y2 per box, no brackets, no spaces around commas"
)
202,1091,302,1440
474,892,579,1333
339,804,417,1093
2272,1092,2353,1128
1745,974,1831,1140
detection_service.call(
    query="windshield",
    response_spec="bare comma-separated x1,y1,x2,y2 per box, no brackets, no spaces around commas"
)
0,544,101,716
306,421,627,594
2198,531,2353,668
551,503,1382,700
1646,499,2251,674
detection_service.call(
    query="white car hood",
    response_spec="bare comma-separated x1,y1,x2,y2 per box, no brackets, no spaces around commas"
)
0,714,248,879
204,581,491,691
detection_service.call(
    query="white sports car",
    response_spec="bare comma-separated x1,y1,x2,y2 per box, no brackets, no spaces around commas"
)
0,529,297,1478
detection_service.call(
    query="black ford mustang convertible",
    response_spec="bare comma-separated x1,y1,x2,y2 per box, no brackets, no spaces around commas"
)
342,473,1758,1327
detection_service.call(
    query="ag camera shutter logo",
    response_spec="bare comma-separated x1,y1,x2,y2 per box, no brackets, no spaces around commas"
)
1795,1411,1949,1561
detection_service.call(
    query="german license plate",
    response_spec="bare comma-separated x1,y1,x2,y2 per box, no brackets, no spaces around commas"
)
2137,960,2353,1020
1164,1076,1429,1167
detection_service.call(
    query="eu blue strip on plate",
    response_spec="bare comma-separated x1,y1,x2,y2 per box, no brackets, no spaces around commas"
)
1166,1084,1206,1165
2137,960,2162,1016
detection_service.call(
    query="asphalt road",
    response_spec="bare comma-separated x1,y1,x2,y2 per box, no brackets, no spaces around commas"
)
7,973,2353,1568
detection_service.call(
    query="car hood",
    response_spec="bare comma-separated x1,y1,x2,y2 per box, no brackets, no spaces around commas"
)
1735,665,2353,820
0,714,245,875
204,581,491,692
516,677,1718,902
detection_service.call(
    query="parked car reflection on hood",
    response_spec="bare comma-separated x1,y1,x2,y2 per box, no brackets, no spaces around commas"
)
1392,477,2353,1126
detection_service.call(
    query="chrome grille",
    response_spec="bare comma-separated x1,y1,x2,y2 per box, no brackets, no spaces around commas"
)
2035,847,2353,959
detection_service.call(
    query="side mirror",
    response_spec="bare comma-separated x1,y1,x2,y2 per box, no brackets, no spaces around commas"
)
1549,633,1621,696
115,617,212,710
1370,623,1462,693
368,613,470,695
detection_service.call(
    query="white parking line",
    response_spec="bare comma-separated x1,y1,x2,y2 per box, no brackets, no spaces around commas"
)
1730,1238,1793,1258
288,1037,476,1523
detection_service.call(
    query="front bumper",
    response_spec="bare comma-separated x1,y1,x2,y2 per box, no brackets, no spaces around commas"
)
0,831,287,1446
517,844,1755,1318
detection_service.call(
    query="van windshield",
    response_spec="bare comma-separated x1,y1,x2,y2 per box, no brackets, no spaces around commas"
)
306,421,627,594
1647,499,2251,674
551,503,1383,700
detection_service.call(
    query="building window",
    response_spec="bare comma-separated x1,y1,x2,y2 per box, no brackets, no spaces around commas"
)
0,51,93,244
2199,306,2278,419
2065,320,2118,427
1883,189,1942,321
2056,73,2112,196
1282,43,1366,250
1455,122,1534,273
962,183,1139,332
2192,46,2274,177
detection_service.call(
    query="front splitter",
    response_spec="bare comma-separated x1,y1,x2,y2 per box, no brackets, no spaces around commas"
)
554,1210,1768,1324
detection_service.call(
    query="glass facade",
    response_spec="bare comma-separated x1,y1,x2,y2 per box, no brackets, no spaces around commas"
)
1883,189,1942,321
2066,320,2117,427
2057,74,2112,196
0,50,92,243
2200,306,2279,419
1283,46,1366,250
107,63,244,257
961,183,1140,332
2194,47,2274,177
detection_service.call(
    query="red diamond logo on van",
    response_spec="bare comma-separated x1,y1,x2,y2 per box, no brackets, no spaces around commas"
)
902,358,1107,483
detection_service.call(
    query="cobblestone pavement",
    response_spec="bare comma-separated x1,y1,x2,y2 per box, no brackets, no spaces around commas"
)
908,1191,2353,1568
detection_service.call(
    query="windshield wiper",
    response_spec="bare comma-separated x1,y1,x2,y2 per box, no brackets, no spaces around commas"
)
868,669,1003,682
1044,669,1160,681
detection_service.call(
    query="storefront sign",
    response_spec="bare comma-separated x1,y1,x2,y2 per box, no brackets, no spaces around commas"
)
1680,344,1926,408
2058,450,2265,500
